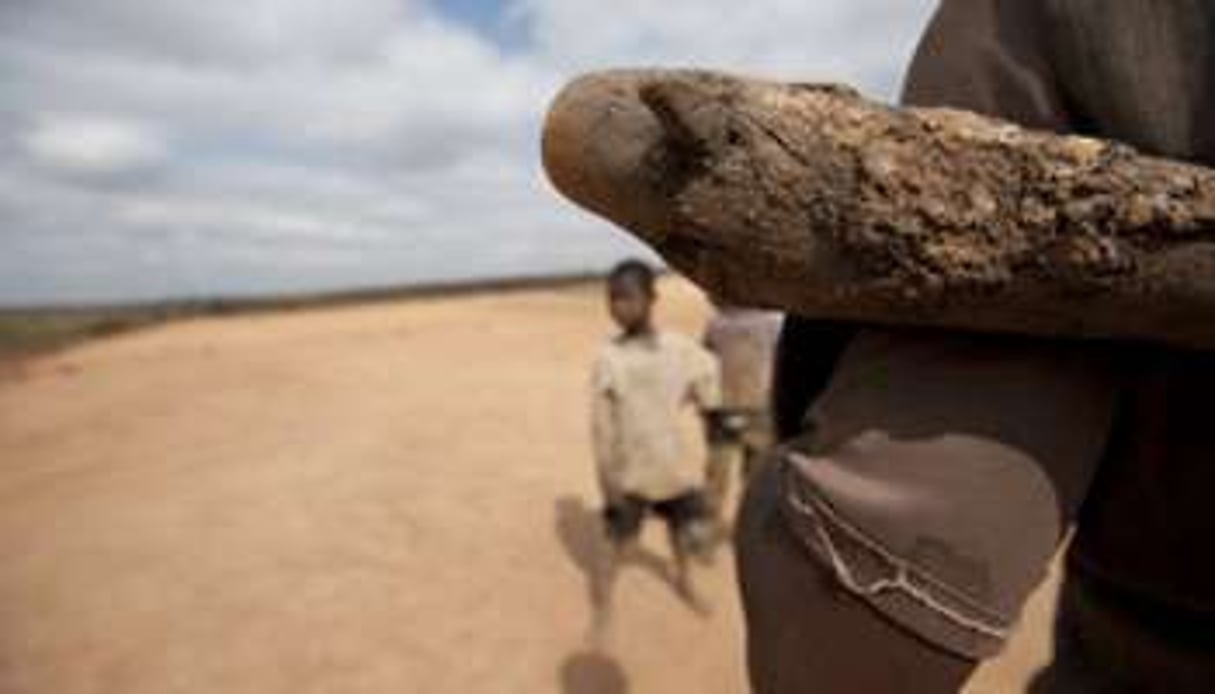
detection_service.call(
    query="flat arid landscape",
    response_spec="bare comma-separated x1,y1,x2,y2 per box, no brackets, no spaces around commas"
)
0,277,1058,693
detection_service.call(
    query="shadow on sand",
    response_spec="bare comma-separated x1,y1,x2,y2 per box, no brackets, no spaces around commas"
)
559,650,630,694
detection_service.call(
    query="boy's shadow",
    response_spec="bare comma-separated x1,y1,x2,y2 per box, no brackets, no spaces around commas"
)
553,495,682,606
559,650,629,694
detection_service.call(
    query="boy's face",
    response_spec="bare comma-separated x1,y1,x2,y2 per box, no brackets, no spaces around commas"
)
608,277,654,333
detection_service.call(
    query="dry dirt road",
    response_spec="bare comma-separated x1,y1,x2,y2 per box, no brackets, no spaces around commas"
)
0,278,1055,693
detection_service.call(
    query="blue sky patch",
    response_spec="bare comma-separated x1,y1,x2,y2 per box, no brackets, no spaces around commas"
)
430,0,530,52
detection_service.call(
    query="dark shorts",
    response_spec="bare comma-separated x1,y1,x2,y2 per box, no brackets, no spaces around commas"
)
603,491,709,543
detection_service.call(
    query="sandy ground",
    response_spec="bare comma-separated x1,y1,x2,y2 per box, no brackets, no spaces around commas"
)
0,278,1057,693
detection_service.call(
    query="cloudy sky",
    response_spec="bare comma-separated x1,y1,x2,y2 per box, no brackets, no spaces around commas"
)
0,0,938,305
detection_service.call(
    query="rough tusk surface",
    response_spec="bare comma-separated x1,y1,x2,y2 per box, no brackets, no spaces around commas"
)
542,69,1215,349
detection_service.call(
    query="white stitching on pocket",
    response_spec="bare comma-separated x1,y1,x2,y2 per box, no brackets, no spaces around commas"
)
783,451,1012,641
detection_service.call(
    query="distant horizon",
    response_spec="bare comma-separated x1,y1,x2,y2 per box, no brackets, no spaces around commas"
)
0,256,691,312
0,262,644,311
0,224,663,307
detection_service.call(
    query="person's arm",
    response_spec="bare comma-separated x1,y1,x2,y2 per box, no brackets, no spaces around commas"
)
689,339,739,447
1043,0,1214,164
702,316,720,354
901,0,1068,125
687,340,723,414
590,357,623,503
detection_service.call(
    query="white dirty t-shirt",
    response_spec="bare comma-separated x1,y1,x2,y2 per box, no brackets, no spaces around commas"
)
591,330,721,502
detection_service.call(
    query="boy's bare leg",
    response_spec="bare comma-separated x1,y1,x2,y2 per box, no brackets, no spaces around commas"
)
670,521,714,616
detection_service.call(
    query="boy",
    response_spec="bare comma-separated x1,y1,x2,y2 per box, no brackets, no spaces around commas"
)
590,259,720,632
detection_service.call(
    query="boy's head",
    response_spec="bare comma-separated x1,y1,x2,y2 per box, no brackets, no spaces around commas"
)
606,259,656,334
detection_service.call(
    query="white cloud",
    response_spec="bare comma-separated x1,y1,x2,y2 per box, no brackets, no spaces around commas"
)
0,0,414,68
0,0,937,304
22,114,167,178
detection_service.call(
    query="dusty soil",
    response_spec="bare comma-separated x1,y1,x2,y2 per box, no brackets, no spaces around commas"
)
0,277,1055,693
